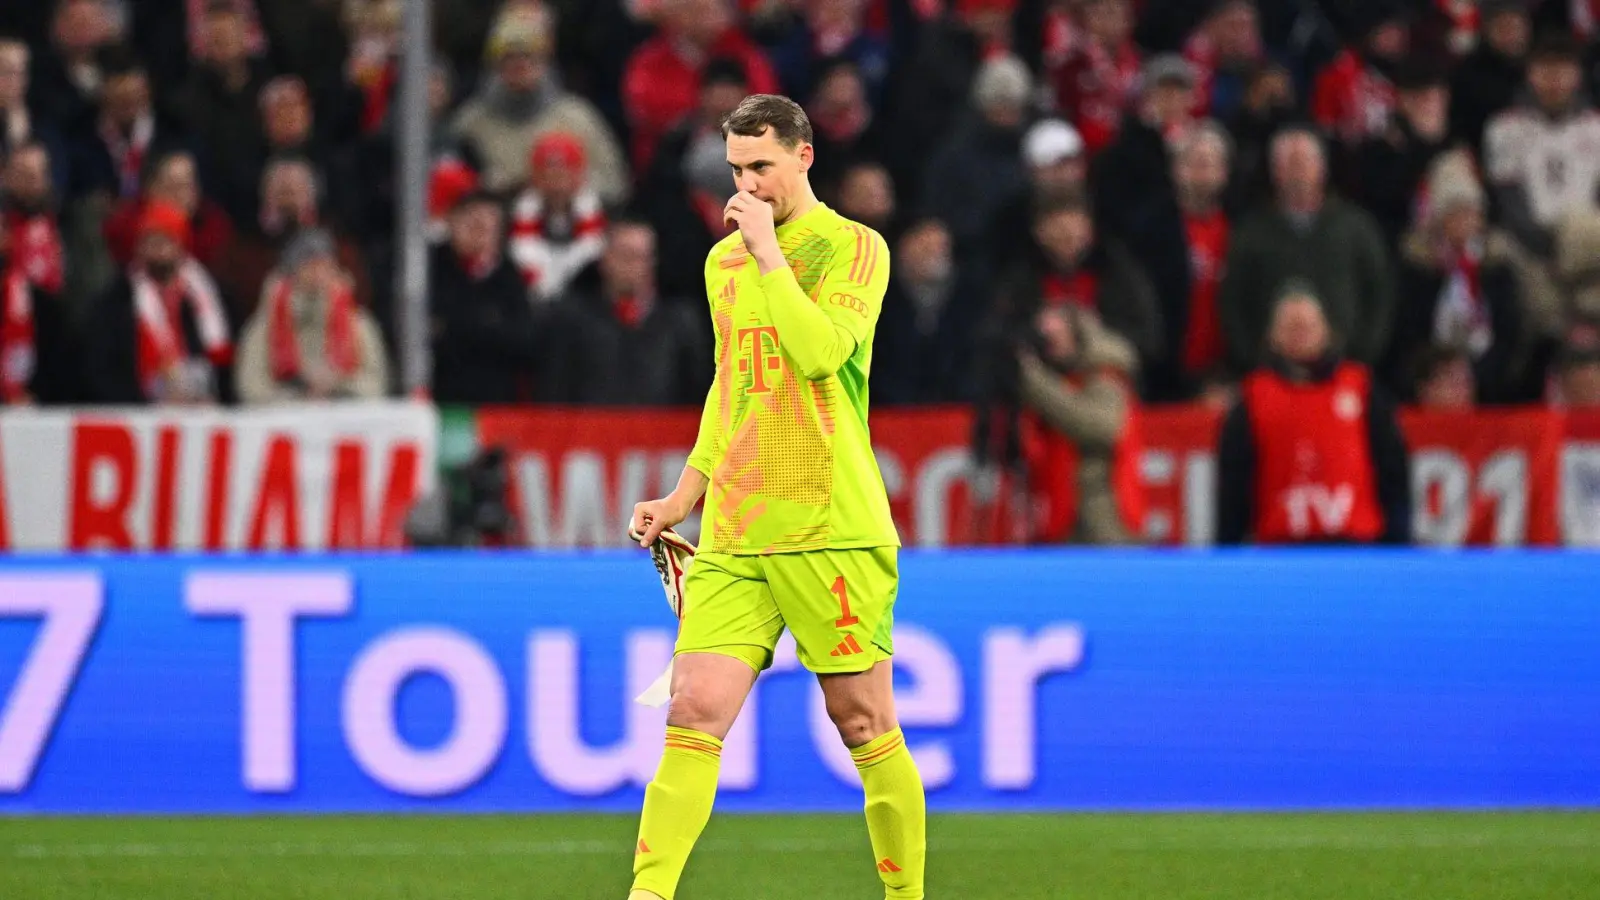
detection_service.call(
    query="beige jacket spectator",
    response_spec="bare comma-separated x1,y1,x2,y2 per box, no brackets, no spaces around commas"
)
1015,308,1144,545
236,229,388,403
449,10,628,203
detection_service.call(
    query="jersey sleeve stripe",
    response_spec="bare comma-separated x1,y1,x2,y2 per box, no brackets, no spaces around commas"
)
847,223,866,283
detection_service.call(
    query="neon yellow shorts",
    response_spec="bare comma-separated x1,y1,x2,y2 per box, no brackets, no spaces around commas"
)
676,547,899,674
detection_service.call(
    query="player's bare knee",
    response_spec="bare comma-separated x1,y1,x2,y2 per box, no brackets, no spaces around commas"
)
664,683,732,737
826,698,895,748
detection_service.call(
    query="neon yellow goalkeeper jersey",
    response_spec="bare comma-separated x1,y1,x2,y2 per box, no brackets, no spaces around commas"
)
686,202,901,556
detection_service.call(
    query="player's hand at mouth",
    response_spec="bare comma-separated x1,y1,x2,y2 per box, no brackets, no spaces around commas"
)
724,191,783,273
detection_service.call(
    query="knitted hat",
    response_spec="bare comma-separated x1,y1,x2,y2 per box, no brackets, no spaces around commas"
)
138,200,190,248
530,131,586,172
280,227,336,271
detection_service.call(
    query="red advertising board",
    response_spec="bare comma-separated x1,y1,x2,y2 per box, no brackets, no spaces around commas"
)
476,405,1593,548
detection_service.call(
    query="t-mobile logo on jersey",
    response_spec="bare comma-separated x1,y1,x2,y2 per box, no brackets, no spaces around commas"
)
737,326,781,393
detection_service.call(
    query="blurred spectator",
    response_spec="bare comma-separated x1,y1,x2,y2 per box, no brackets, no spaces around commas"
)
1345,63,1454,249
996,193,1164,370
1219,127,1395,373
1172,121,1233,394
76,55,186,202
215,156,370,323
992,118,1087,271
924,56,1030,285
86,200,234,404
0,223,37,403
453,12,629,201
1182,0,1265,121
767,0,890,104
1225,60,1295,210
30,0,120,131
187,0,266,62
544,218,710,405
1449,0,1529,150
1484,34,1599,258
1311,6,1408,143
510,131,607,304
805,58,891,195
103,150,234,270
1093,54,1202,397
236,228,387,403
1,39,69,198
889,0,1014,190
2,142,66,295
874,218,969,403
1051,0,1142,154
832,160,895,237
639,56,747,298
1412,343,1476,408
1555,343,1600,408
342,0,402,136
1009,305,1145,544
430,191,543,404
1216,287,1411,545
622,0,779,172
367,63,480,243
257,76,359,221
174,0,271,224
1391,155,1537,404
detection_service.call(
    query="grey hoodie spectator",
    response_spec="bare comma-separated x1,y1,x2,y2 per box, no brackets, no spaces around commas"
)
450,12,628,203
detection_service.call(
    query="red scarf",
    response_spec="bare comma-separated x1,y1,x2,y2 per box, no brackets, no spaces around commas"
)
1042,269,1100,310
1182,211,1230,375
267,274,357,382
612,292,654,328
101,116,154,199
133,260,232,397
0,265,33,402
4,211,64,294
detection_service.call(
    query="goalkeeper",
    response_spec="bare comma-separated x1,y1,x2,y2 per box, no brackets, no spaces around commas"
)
627,94,924,900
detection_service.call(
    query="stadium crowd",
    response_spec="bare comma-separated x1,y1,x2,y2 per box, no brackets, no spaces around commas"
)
6,0,1600,543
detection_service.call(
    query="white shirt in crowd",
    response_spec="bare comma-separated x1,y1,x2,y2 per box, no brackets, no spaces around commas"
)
1485,106,1600,227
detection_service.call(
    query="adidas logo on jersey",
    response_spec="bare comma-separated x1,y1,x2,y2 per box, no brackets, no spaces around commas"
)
830,634,864,657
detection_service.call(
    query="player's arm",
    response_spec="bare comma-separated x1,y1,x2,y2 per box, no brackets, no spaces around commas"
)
757,228,888,379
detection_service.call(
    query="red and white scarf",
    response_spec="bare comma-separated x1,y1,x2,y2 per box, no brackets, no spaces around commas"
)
134,260,231,397
102,115,154,199
265,273,358,383
4,211,64,294
1437,238,1492,358
0,266,33,402
509,188,607,301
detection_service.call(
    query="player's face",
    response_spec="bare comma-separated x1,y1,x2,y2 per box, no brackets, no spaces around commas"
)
726,127,813,224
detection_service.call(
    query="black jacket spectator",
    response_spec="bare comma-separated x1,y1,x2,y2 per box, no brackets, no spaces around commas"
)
1093,112,1191,395
428,244,543,404
543,263,710,406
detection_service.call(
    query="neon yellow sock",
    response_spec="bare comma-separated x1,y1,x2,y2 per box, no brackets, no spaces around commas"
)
851,728,926,900
631,726,722,900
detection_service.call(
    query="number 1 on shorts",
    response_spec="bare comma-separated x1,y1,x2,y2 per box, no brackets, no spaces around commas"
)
831,576,860,628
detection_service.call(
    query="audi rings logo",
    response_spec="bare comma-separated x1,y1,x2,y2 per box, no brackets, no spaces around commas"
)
828,292,870,318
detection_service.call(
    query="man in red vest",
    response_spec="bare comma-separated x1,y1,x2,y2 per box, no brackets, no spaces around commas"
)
1216,285,1412,544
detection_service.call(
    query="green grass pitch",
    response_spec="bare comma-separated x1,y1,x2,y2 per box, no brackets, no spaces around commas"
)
2,811,1596,899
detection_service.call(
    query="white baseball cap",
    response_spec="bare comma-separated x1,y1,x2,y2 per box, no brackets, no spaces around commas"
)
1024,119,1085,167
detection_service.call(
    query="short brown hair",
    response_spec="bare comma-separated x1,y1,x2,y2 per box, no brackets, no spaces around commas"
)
721,94,813,148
